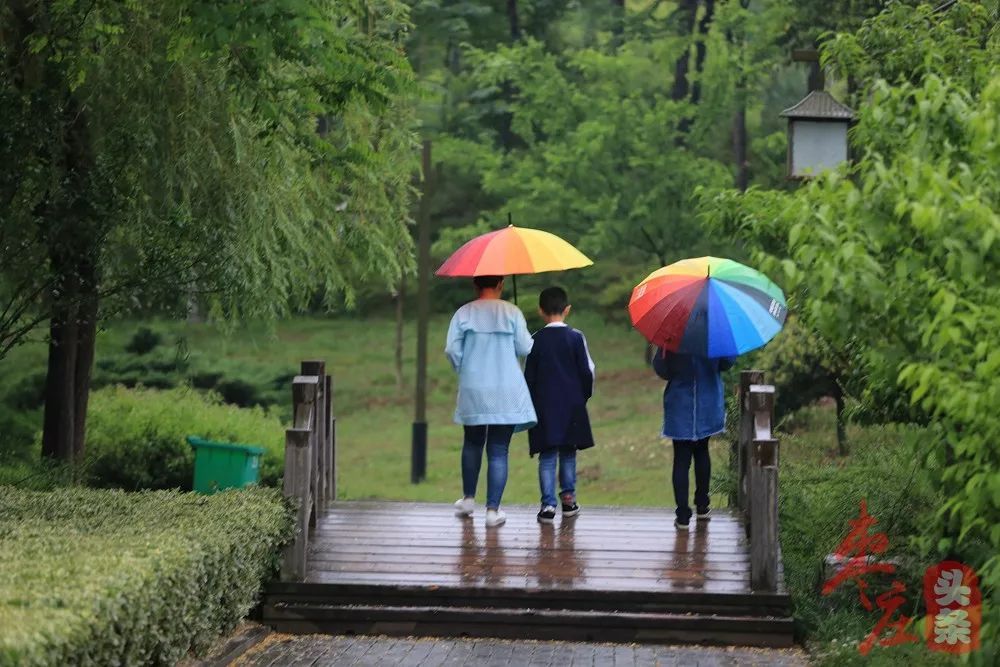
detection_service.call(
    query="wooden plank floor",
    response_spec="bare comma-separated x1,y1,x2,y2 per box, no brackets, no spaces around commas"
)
306,501,784,596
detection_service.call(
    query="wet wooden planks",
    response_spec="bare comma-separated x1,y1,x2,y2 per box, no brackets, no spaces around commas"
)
263,501,795,647
304,501,782,596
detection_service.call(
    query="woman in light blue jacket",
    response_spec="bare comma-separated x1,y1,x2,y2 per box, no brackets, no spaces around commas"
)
446,275,536,527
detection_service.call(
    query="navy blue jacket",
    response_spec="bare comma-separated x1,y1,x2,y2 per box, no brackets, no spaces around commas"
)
524,324,595,455
653,350,734,441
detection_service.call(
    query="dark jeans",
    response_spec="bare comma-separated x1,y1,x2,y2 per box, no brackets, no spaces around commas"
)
672,437,711,522
461,425,514,509
538,448,577,507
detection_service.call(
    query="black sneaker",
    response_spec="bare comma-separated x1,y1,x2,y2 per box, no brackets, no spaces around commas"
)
561,501,580,517
696,506,711,520
537,506,557,524
674,517,690,530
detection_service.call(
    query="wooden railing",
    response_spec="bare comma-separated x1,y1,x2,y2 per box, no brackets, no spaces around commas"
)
281,360,336,581
733,370,780,592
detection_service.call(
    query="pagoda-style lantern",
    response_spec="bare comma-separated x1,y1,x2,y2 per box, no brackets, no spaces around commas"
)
780,90,856,179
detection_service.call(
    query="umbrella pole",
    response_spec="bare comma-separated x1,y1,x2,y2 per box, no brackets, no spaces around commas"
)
512,274,518,304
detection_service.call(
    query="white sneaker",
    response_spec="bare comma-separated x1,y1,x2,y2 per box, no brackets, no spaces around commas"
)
454,497,474,517
485,508,507,527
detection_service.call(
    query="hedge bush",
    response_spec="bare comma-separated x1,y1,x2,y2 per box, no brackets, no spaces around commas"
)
0,486,293,666
73,386,285,490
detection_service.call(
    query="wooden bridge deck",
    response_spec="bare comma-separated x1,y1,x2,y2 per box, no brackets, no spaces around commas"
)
263,501,793,647
304,501,775,593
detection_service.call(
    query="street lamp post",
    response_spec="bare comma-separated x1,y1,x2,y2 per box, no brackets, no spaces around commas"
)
780,90,856,180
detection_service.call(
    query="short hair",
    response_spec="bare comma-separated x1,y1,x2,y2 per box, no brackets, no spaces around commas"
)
539,286,569,315
473,275,503,290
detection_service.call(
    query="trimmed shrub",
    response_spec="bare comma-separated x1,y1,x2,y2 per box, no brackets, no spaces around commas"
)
0,486,292,666
124,327,164,355
92,347,188,390
73,386,285,490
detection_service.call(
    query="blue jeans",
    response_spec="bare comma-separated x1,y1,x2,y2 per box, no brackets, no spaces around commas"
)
461,425,514,509
672,438,711,522
538,448,577,507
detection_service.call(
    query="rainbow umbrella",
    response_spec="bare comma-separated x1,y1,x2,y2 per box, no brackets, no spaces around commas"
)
629,256,787,358
436,224,593,277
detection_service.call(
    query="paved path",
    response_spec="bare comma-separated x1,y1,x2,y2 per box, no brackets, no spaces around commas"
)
235,635,809,667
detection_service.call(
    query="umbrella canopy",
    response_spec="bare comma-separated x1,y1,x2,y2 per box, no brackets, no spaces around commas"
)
629,256,787,358
435,225,593,277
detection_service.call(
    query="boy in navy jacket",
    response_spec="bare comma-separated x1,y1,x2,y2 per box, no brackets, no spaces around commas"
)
524,287,595,524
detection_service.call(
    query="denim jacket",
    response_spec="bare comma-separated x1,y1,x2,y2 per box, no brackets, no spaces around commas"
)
653,350,734,441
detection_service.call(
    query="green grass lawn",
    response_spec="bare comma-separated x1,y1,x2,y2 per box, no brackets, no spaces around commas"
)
1,306,852,508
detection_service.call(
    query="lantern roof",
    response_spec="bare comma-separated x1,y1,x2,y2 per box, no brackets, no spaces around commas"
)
780,90,856,121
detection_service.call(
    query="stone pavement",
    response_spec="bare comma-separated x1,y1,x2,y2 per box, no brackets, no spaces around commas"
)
234,634,809,667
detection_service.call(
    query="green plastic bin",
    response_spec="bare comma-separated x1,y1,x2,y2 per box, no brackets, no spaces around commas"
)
187,436,265,494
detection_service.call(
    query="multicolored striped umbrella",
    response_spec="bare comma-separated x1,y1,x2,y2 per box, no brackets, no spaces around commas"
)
435,225,593,277
629,256,787,358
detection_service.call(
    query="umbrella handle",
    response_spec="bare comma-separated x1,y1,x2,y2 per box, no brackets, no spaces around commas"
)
508,212,517,303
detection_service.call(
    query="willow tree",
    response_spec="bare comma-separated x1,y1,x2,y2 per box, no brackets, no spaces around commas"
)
0,0,417,461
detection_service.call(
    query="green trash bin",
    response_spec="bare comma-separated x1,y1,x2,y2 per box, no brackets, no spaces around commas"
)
187,436,265,494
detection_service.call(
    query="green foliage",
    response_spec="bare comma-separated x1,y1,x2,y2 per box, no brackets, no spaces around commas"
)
700,5,1000,658
0,0,419,358
745,315,845,423
448,37,734,265
823,1,998,94
410,0,834,319
777,424,944,659
0,486,293,666
68,386,285,490
747,316,833,417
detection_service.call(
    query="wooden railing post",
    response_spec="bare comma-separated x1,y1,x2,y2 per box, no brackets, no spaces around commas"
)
748,382,780,592
326,374,336,501
279,362,334,581
281,428,311,581
281,376,318,581
736,370,765,515
301,361,327,515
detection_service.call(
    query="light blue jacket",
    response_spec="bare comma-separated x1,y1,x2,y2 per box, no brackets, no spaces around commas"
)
445,299,537,431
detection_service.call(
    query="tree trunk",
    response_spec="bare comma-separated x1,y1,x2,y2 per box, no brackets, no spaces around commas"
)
610,0,625,50
445,39,461,73
834,386,848,456
186,290,203,323
40,88,97,463
728,5,749,192
41,296,79,461
506,0,520,41
394,275,406,392
689,0,715,107
669,0,698,102
733,104,748,191
72,269,98,459
807,40,825,92
414,141,433,426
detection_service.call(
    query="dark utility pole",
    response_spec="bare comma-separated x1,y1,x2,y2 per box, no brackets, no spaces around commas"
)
412,140,433,484
792,48,824,92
